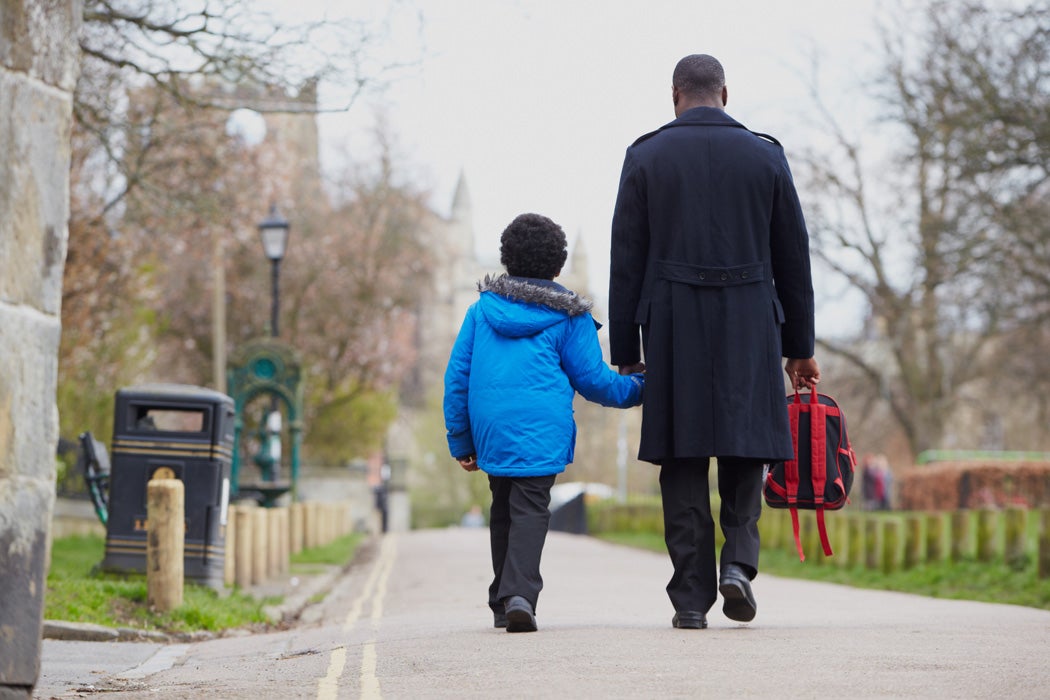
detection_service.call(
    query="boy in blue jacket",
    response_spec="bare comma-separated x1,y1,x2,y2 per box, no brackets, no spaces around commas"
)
444,212,644,633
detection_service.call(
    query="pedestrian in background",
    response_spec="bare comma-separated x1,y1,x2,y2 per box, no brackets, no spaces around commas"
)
445,213,644,632
608,54,820,629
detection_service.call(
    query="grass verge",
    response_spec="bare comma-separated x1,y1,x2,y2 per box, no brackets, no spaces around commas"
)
597,530,1050,611
47,531,362,633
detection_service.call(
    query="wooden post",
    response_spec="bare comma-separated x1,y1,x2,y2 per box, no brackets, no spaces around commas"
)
1004,507,1028,568
926,513,945,563
847,514,864,568
235,507,253,589
252,507,269,584
280,507,291,574
903,515,923,569
765,508,784,551
1038,509,1050,580
882,520,901,574
224,505,237,587
268,508,282,577
976,509,998,563
147,479,184,612
290,502,305,555
864,518,879,570
951,511,971,562
304,501,318,550
801,514,822,565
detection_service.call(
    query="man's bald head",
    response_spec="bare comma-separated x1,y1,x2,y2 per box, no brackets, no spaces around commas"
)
672,54,727,114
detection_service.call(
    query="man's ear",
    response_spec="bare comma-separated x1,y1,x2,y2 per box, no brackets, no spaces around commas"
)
672,85,679,106
721,85,728,106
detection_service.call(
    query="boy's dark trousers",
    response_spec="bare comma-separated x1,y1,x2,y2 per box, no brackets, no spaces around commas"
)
487,474,556,613
659,457,764,614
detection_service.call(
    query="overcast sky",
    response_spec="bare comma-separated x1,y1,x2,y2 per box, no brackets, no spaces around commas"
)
274,0,900,333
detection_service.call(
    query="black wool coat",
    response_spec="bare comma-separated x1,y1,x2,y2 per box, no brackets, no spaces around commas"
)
608,107,815,464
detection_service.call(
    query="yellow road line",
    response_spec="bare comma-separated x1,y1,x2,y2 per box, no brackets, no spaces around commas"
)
317,646,346,700
360,643,380,698
317,534,397,700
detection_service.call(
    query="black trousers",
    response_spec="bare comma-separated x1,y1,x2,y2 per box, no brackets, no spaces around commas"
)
659,457,764,614
487,474,556,613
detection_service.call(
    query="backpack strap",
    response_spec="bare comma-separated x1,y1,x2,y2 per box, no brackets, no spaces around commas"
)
808,391,834,556
786,392,805,561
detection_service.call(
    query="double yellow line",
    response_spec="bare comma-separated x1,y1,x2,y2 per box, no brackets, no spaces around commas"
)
317,534,397,700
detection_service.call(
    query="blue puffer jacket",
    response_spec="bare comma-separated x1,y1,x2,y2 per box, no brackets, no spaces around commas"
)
444,274,644,477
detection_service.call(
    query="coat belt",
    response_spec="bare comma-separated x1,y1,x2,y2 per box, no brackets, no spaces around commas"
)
656,260,766,287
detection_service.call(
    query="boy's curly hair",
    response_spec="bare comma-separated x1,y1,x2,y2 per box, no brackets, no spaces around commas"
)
499,213,568,280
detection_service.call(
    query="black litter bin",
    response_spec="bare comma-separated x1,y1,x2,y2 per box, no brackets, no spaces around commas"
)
101,383,235,588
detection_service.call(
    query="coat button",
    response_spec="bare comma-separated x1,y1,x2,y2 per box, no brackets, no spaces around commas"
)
720,272,729,281
698,272,706,280
741,271,749,279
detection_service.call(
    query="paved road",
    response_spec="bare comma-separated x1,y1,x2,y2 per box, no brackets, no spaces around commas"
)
37,528,1050,699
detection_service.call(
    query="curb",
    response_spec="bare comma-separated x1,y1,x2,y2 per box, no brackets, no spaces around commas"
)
42,566,345,644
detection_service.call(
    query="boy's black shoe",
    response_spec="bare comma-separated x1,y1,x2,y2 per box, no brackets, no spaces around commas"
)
671,611,708,629
719,563,757,622
503,596,538,633
493,609,508,628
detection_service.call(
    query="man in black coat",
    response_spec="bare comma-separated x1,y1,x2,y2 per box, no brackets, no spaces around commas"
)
609,54,821,629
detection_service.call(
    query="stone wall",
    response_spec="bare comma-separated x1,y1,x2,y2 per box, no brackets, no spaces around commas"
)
0,1,81,695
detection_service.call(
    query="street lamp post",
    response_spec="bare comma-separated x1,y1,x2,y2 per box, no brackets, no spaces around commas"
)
257,204,290,338
256,205,291,483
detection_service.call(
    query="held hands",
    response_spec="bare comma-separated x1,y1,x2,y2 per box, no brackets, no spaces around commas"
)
618,362,646,376
457,455,479,472
785,357,821,391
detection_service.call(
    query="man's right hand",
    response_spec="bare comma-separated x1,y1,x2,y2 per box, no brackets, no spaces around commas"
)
618,362,646,375
785,357,820,390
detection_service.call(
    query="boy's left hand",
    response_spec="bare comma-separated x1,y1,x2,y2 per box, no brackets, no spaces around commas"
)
457,455,478,472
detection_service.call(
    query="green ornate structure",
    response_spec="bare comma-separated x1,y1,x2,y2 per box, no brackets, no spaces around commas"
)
227,338,304,505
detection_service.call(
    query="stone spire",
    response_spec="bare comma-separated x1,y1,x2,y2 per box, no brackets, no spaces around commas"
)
448,170,476,266
451,170,472,223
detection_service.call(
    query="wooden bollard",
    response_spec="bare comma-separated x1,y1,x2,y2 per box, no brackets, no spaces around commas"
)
326,503,337,545
268,508,282,578
326,503,337,544
951,511,971,562
759,507,780,551
882,520,901,574
926,513,945,563
1038,509,1050,579
147,478,184,612
848,514,864,568
224,505,237,587
280,507,291,573
252,507,269,584
976,509,998,563
1004,507,1028,567
864,518,879,570
290,502,305,555
304,502,318,550
800,515,821,565
235,507,253,589
904,515,923,569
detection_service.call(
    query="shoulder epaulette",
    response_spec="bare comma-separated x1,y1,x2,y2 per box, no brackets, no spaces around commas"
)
630,128,664,147
749,130,782,147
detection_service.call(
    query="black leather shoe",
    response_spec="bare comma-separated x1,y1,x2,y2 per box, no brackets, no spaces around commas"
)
671,611,708,629
503,595,538,633
719,563,757,622
493,609,508,628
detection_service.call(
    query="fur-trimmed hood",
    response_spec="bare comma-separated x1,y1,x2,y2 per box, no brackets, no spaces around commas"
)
476,274,594,339
478,274,593,315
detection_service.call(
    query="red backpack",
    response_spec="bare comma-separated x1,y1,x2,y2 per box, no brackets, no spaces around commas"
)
763,390,856,561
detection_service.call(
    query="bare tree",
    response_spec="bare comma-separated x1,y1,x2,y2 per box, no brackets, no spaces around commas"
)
59,1,426,458
76,0,415,217
802,0,1050,458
